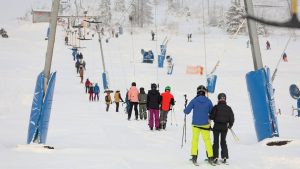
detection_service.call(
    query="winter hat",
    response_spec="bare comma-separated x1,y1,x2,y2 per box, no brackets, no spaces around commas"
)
131,82,136,86
140,87,145,94
197,85,207,96
165,86,171,91
218,93,226,101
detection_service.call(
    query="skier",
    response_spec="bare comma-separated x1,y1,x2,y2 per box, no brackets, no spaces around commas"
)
246,40,250,48
75,60,80,74
105,91,112,112
127,82,139,120
78,52,83,60
160,86,175,130
88,83,94,101
79,66,84,83
266,40,271,50
85,78,91,93
65,36,68,45
151,30,155,41
183,85,215,166
138,87,147,120
166,55,174,75
283,52,288,62
209,93,234,164
147,83,161,130
187,33,192,42
94,83,100,101
80,59,86,70
114,90,124,112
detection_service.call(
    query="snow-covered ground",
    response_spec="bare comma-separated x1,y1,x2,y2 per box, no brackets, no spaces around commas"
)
1,19,300,169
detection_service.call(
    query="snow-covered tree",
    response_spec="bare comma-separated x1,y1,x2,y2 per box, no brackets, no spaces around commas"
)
129,0,153,27
114,0,126,12
224,3,246,34
98,0,112,27
140,0,153,27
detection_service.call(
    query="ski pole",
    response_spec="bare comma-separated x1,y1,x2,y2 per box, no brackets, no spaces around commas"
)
181,94,188,148
181,114,186,148
171,106,173,125
229,128,240,142
172,107,178,126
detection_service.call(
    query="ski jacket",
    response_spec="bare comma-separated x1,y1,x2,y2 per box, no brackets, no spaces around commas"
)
105,95,112,104
184,95,213,126
128,86,139,103
94,85,100,94
139,93,147,104
114,92,123,102
88,86,94,94
147,89,161,110
85,79,91,87
160,91,175,111
209,101,234,130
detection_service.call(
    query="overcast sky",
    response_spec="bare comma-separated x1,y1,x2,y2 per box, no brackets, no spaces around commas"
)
0,0,52,24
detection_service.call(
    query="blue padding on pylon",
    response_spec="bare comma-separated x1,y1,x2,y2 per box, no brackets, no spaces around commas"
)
39,72,57,144
246,67,279,141
102,72,108,90
27,72,44,144
207,75,217,93
297,99,300,117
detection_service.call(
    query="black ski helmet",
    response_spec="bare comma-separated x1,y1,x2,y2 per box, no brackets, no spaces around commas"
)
218,93,226,101
131,82,136,86
151,83,157,90
197,85,207,95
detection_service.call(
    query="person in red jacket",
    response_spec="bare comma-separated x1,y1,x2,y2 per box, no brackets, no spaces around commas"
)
85,78,91,93
160,86,175,130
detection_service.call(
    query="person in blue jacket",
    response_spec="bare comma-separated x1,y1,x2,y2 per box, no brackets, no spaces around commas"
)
184,85,214,166
93,83,100,101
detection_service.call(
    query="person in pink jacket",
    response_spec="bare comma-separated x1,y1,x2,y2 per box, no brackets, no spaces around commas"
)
127,82,140,120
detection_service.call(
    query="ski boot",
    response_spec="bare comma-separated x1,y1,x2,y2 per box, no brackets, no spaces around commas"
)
208,157,216,166
191,155,199,166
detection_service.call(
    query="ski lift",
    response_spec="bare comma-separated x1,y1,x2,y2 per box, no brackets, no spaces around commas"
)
245,0,300,28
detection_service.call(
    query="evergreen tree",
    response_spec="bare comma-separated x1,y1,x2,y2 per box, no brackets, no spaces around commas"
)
140,0,153,27
114,0,126,12
225,3,246,34
129,0,153,27
98,0,112,27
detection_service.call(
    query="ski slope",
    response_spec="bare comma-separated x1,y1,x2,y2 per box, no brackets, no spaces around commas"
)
1,20,300,169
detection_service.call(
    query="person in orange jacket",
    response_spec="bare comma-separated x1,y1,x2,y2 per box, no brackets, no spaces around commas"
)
160,86,175,130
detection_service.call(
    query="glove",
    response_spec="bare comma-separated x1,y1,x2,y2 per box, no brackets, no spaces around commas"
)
228,125,232,129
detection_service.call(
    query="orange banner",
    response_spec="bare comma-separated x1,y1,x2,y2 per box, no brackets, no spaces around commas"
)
186,66,204,75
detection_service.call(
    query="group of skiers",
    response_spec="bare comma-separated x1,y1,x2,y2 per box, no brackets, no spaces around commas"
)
126,82,175,130
73,52,86,83
184,85,235,166
84,78,100,102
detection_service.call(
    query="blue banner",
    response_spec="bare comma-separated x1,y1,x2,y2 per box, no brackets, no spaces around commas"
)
207,75,217,93
246,67,279,141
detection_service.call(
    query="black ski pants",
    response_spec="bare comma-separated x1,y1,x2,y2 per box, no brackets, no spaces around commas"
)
128,102,138,120
115,102,120,112
213,129,229,159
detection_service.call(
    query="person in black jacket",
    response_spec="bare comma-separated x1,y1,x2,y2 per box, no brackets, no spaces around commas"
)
209,93,234,164
147,83,161,130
